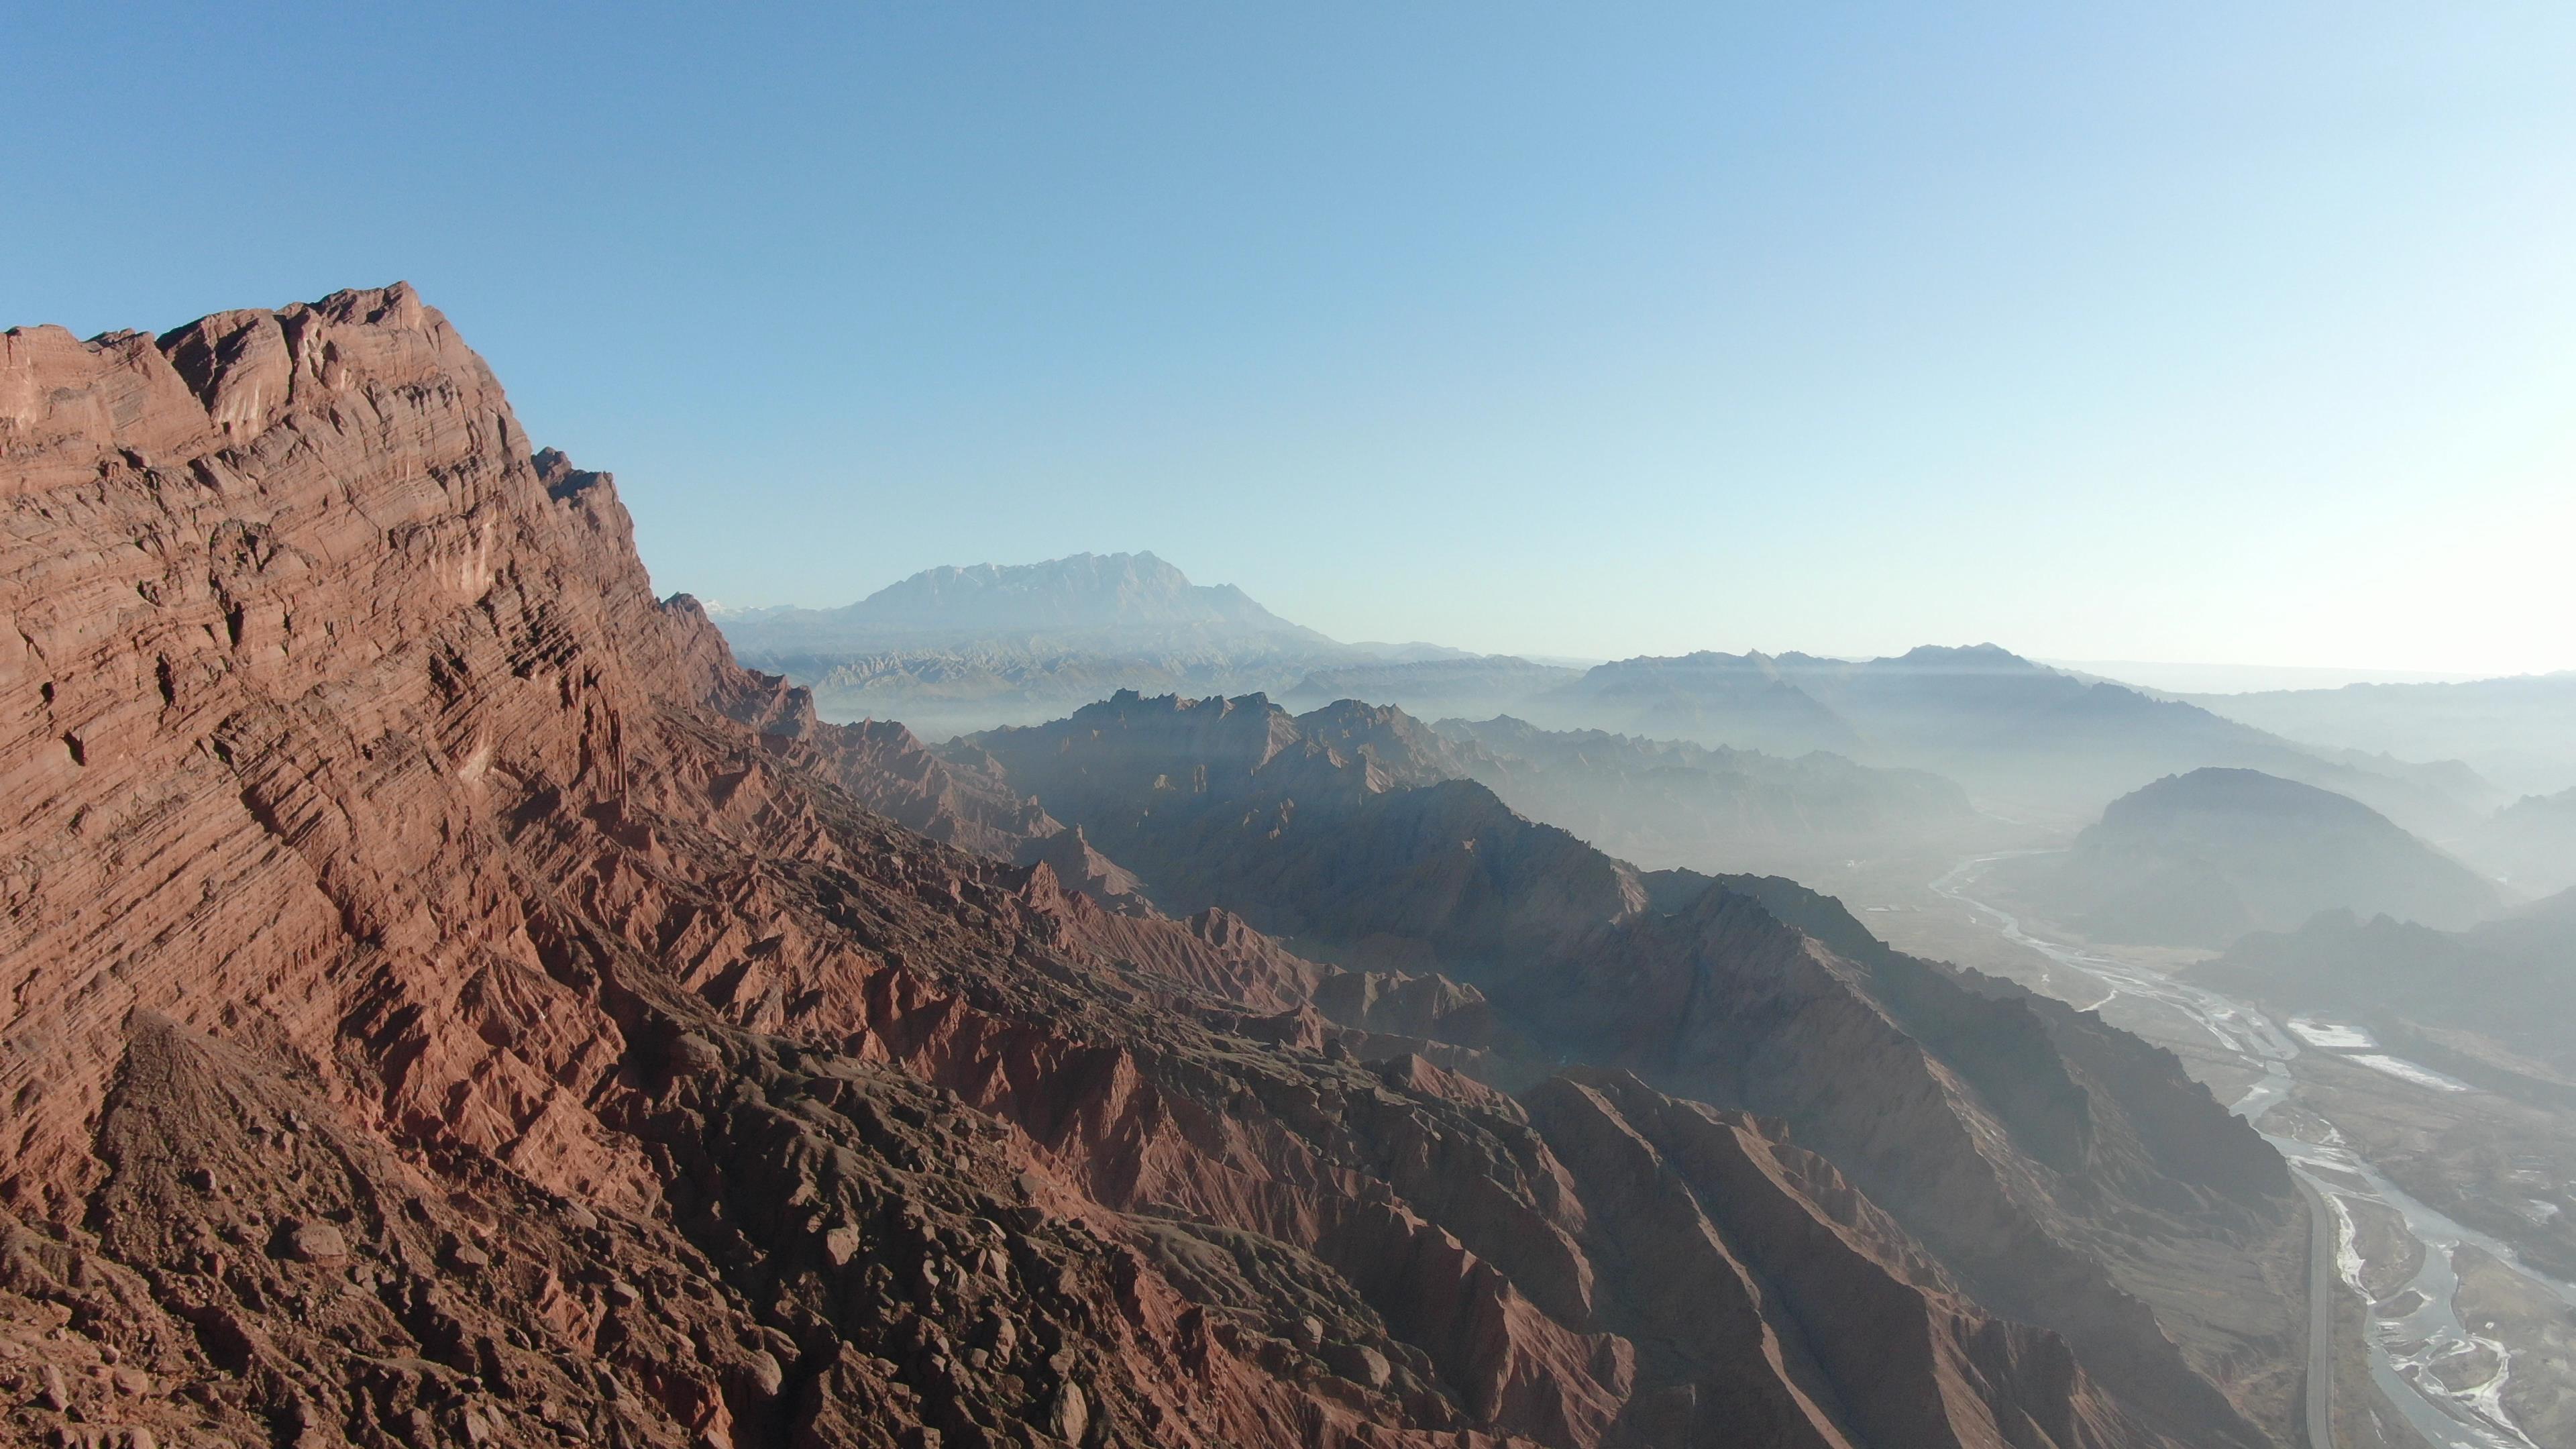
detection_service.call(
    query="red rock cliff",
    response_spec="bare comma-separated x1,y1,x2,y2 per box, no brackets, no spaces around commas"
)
0,288,2256,1448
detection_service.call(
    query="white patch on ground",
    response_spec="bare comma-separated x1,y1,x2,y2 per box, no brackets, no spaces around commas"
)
2325,1185,2369,1293
2348,1055,2477,1093
2457,1327,2534,1449
2289,1016,2378,1050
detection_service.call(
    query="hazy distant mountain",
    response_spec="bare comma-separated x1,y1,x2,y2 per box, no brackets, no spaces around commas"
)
2184,672,2576,798
1340,639,1486,662
1278,655,1584,720
724,566,2512,839
1999,767,2502,949
1539,643,2474,826
718,551,1379,736
2048,659,2481,694
1539,649,1865,756
725,550,1336,652
1433,715,1978,875
2196,886,2576,1083
2468,786,2576,896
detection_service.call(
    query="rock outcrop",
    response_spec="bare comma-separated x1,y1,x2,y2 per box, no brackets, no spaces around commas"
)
1,288,2292,1448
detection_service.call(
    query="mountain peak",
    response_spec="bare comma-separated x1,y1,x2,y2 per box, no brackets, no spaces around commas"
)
2110,767,2387,827
1888,642,2035,670
724,549,1339,655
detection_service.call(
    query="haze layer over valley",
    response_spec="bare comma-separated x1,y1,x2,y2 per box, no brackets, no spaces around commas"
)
16,4,2576,1446
721,547,2576,1449
727,553,2537,871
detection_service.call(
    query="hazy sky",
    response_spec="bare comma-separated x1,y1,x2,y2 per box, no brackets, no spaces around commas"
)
10,5,2574,676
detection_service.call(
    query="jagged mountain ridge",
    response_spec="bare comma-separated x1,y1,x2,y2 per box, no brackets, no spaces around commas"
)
0,286,2273,1447
958,691,2310,1448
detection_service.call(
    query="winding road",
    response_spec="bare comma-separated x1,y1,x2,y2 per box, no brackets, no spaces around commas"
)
2298,1177,2338,1448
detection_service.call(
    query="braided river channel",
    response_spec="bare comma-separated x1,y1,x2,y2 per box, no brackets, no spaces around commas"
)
1934,855,2576,1449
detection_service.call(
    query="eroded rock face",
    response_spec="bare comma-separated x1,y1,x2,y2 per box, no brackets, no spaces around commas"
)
965,694,2312,1448
1,289,2276,1448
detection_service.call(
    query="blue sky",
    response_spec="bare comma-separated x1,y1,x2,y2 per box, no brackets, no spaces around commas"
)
9,4,2573,674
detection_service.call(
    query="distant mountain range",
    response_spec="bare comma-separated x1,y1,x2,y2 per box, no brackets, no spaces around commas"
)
714,553,2518,835
1995,768,2502,949
1279,655,1587,718
1433,714,1980,877
1520,645,2510,829
721,549,1336,652
2184,672,2576,798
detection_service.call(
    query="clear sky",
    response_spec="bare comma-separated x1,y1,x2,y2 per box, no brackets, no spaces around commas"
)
10,4,2574,676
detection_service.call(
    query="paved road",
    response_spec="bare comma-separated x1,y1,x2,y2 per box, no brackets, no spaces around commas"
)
2298,1175,2337,1448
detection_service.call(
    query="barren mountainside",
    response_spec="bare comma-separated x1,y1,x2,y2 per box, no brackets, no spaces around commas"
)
0,288,2308,1448
1998,768,2501,949
960,694,2309,1445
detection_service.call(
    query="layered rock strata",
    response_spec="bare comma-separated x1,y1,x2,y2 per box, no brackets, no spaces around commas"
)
0,290,2288,1448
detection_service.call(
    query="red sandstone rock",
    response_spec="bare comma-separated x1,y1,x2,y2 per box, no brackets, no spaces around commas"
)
0,288,2293,1448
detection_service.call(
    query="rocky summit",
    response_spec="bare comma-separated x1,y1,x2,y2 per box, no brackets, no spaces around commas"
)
0,288,2311,1448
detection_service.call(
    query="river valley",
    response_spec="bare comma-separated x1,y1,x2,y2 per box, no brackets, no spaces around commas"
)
1930,855,2576,1449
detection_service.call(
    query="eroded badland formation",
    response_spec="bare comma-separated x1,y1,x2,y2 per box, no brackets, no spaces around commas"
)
0,288,2314,1448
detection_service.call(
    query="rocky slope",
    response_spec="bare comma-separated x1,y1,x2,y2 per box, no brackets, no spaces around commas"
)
1997,768,2501,949
0,287,2280,1447
962,694,2311,1448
